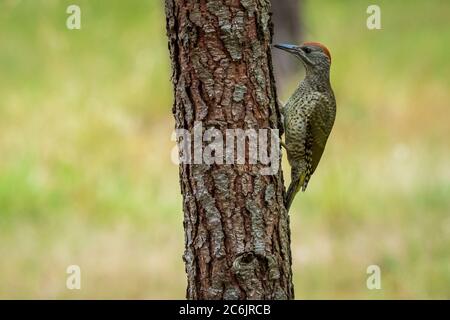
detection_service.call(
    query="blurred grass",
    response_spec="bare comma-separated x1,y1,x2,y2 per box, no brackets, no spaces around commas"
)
0,0,449,299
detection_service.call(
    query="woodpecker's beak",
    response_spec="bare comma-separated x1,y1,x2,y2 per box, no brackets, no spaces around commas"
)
274,43,297,54
274,43,313,66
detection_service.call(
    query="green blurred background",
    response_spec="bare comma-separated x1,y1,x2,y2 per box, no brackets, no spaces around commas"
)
0,0,449,299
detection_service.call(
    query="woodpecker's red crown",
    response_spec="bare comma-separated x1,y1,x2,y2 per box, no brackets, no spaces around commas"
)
303,42,331,62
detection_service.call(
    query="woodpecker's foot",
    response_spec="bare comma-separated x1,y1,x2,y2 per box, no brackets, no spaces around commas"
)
281,141,288,150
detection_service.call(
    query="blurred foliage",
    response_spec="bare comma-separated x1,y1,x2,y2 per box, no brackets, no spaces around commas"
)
0,0,449,299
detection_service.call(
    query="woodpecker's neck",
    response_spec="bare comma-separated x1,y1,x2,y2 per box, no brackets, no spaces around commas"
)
303,66,331,92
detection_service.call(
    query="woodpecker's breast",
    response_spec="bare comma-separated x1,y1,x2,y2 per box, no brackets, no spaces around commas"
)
284,87,335,165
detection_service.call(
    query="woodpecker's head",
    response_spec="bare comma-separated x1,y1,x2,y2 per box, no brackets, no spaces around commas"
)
274,42,331,73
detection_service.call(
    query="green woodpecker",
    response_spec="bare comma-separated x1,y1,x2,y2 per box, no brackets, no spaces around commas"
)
274,42,336,211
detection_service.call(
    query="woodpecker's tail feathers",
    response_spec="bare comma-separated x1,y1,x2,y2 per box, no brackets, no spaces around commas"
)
285,173,306,211
301,172,311,192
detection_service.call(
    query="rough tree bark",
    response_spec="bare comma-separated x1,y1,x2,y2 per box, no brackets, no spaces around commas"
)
165,0,294,299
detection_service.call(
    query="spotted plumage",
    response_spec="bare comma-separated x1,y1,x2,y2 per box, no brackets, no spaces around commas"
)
274,42,336,211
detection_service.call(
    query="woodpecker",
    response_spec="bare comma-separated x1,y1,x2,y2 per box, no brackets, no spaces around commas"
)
274,42,336,211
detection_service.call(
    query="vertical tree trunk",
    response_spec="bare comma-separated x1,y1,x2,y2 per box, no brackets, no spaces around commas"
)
165,0,294,300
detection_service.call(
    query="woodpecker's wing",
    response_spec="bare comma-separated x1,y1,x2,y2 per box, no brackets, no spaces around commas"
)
309,95,335,174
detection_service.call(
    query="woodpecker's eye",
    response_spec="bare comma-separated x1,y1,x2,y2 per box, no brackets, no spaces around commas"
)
303,47,311,54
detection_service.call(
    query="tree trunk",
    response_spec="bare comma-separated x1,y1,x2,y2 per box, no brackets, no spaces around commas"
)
165,0,294,300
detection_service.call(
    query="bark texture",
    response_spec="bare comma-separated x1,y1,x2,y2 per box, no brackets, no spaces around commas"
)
165,0,294,300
